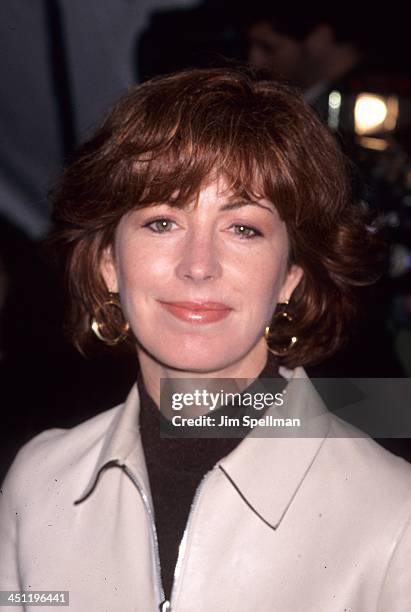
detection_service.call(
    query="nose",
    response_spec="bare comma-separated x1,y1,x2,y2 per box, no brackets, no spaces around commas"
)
175,227,223,283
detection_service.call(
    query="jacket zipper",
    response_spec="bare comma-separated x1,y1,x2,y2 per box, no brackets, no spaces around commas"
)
122,461,218,612
168,467,217,610
121,464,167,610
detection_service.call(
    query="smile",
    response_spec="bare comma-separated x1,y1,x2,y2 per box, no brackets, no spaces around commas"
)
158,301,232,324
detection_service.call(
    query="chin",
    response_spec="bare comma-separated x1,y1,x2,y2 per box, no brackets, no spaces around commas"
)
143,336,237,374
162,357,231,374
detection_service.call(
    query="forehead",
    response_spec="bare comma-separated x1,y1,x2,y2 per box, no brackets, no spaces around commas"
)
188,177,278,215
164,172,277,212
190,175,251,203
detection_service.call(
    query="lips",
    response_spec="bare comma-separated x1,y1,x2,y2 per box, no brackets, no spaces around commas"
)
161,301,230,311
158,300,232,324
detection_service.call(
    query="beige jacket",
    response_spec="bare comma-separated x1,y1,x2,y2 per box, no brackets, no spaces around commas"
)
1,366,411,611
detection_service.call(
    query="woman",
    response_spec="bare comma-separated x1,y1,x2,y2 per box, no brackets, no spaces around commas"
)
1,67,411,611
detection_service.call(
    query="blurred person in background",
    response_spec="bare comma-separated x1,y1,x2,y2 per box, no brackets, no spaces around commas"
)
247,7,371,126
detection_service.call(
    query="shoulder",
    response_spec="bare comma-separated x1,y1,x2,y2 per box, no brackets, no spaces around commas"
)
316,413,411,562
1,402,122,506
285,365,411,526
326,412,411,493
316,421,411,608
285,365,411,500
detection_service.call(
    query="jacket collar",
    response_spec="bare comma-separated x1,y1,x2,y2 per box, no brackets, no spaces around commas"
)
74,384,149,505
74,366,331,530
218,365,331,529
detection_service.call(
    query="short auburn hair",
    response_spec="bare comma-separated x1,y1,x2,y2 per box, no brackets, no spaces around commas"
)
50,66,384,368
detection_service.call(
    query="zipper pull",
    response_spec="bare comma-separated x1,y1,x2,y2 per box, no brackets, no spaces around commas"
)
160,601,171,611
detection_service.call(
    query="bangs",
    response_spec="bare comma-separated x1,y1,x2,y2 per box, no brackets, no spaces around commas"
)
109,115,276,218
127,136,268,212
93,74,307,223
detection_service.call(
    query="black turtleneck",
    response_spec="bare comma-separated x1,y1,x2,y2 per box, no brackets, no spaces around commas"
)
137,350,285,601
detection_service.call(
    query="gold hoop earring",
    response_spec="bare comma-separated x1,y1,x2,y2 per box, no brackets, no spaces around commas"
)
91,292,130,346
264,301,298,355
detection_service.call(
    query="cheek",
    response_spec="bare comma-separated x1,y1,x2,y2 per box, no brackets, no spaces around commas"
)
251,264,285,317
235,246,286,298
115,243,172,313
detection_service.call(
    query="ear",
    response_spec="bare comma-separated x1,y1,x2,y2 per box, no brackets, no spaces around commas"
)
99,245,119,293
278,264,303,303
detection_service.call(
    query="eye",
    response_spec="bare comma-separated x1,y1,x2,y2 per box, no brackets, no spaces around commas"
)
230,224,263,240
142,217,177,233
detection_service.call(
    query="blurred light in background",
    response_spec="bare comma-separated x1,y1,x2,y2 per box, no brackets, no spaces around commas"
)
354,93,399,135
357,136,388,150
327,90,341,129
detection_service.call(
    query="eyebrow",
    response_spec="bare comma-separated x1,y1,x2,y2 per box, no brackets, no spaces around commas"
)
219,201,274,215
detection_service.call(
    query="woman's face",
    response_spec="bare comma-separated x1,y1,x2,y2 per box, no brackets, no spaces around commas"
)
100,176,303,373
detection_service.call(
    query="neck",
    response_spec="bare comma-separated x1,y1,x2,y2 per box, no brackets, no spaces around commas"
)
136,338,271,409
